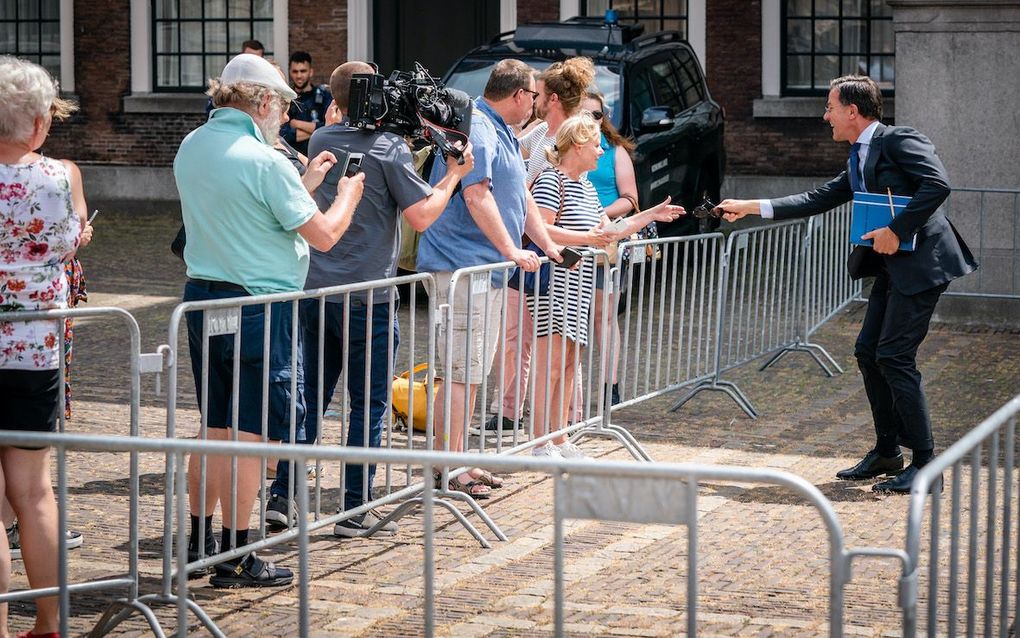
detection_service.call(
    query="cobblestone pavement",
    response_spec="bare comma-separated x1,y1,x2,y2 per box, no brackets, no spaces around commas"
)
5,208,1020,636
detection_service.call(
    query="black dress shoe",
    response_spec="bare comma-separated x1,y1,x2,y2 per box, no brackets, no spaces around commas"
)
835,450,904,480
873,465,943,494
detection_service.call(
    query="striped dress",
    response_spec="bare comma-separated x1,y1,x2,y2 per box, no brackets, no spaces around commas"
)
527,167,602,346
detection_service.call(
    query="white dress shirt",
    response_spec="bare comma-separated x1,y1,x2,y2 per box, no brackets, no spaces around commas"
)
761,120,881,219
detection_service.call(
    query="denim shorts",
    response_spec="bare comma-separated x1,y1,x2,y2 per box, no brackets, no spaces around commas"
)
183,280,306,442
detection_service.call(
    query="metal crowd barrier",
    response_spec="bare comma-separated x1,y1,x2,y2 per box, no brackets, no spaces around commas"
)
149,273,440,631
0,430,909,637
941,187,1020,299
0,306,160,637
664,207,858,419
610,233,724,417
902,394,1020,637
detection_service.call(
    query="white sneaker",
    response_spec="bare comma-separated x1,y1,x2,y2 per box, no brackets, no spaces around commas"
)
532,442,562,458
557,441,588,459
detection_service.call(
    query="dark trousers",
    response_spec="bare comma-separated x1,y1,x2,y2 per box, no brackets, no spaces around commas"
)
271,298,398,510
854,272,947,453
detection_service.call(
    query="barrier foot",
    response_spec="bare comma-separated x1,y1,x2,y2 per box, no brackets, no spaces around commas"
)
436,487,509,543
759,343,843,377
571,423,652,461
803,341,843,375
122,593,227,638
669,380,759,420
89,599,166,637
399,491,501,548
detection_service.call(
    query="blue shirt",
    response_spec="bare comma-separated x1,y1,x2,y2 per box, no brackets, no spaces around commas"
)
173,108,319,295
416,98,528,283
588,134,619,208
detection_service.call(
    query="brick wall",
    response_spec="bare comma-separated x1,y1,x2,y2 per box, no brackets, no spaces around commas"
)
518,0,560,24
36,0,846,177
41,0,204,167
287,1,348,84
705,0,844,178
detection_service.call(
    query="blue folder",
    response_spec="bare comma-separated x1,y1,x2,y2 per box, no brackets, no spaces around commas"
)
850,191,916,252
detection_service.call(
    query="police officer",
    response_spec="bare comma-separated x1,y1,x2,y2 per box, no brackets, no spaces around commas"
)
281,51,332,156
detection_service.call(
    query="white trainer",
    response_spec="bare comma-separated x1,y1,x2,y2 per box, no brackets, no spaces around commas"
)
532,442,562,458
557,441,588,459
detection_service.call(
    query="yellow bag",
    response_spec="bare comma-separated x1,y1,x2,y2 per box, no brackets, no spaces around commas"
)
391,363,442,432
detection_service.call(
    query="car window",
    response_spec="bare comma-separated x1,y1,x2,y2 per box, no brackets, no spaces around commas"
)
627,66,654,131
674,48,705,107
444,56,623,126
649,57,685,115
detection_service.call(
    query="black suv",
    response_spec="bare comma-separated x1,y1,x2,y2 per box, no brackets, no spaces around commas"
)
443,18,725,237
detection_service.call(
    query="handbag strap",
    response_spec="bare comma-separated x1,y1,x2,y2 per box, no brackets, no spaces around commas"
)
620,193,640,216
531,167,566,225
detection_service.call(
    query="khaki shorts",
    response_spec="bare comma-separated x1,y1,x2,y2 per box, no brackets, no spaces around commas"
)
431,272,504,384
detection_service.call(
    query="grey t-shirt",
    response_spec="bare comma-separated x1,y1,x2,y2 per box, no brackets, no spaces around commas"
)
304,125,432,302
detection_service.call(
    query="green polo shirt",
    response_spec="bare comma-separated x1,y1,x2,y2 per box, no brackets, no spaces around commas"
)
173,108,319,295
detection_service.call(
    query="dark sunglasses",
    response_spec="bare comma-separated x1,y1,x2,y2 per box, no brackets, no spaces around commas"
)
691,196,722,219
590,110,604,120
519,88,539,101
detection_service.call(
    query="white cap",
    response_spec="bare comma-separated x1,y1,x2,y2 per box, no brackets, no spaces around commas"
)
219,53,297,100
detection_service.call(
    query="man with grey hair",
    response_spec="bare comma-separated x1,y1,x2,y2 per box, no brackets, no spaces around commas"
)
174,53,364,587
265,60,475,537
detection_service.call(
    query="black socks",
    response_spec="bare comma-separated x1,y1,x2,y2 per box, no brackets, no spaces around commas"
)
876,438,900,458
188,515,214,550
221,527,249,552
911,448,935,468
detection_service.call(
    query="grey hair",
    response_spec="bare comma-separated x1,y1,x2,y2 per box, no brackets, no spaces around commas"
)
207,78,278,112
0,55,62,143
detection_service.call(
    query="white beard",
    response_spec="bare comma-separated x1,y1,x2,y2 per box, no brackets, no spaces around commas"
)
255,101,284,146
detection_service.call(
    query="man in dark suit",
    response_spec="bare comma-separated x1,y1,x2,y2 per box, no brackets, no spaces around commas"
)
717,75,977,493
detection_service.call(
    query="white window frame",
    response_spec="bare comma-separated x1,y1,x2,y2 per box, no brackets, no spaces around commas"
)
128,0,287,104
754,0,893,119
2,0,75,91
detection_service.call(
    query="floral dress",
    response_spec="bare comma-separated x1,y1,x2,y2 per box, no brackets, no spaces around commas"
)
0,157,81,371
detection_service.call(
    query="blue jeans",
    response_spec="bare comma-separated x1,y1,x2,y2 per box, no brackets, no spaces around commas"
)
271,298,398,510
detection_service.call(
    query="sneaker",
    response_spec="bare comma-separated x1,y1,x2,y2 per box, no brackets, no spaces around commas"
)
209,552,293,588
557,441,588,459
532,442,562,458
333,509,399,538
484,415,517,431
265,494,297,531
6,523,83,560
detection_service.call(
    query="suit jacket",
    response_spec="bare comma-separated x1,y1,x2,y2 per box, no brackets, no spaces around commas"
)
771,123,977,295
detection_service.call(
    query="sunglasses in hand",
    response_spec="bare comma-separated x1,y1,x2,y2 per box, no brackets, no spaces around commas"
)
691,196,723,219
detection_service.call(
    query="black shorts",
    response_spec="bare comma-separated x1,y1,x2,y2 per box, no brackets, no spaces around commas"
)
183,280,306,443
0,369,61,434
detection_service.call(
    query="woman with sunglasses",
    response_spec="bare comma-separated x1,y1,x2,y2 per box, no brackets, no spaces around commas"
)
578,90,646,407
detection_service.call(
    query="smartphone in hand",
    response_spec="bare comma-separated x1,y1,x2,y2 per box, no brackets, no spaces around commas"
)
557,246,583,268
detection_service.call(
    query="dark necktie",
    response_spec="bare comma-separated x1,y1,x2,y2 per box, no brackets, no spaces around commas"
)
848,142,863,192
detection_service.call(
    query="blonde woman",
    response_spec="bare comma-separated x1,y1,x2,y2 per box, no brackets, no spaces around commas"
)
528,114,683,457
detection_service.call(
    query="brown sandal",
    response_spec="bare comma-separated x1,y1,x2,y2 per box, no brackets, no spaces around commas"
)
434,471,491,499
469,468,504,489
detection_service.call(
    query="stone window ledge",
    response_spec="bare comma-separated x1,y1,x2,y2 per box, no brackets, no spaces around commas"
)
123,93,208,114
753,96,895,119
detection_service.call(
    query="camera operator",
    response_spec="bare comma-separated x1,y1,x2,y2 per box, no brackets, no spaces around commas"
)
264,61,475,538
